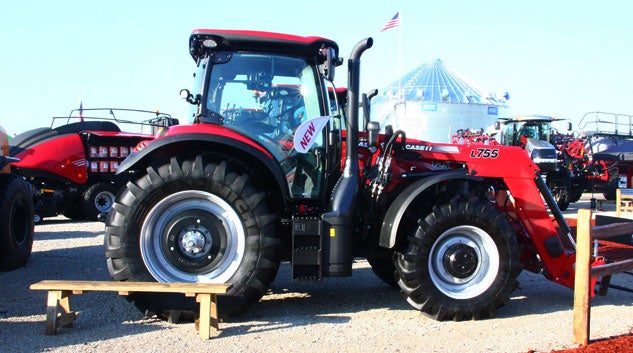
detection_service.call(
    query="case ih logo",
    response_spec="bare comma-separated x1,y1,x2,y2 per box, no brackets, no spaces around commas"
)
293,116,330,153
405,144,460,153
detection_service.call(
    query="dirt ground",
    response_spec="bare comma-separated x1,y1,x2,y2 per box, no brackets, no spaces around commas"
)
529,194,633,353
1,193,632,353
529,333,633,353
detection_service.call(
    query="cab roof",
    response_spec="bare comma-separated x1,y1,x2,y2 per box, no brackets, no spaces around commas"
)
501,115,565,123
189,29,339,63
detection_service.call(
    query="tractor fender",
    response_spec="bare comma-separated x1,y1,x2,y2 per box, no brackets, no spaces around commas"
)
116,132,290,202
379,172,483,249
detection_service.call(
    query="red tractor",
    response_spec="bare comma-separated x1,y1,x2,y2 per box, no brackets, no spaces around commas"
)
104,29,633,321
9,108,178,222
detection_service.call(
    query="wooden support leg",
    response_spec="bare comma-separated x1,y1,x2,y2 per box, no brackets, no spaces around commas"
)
573,209,592,346
210,294,219,330
196,293,212,339
195,293,220,339
45,290,76,335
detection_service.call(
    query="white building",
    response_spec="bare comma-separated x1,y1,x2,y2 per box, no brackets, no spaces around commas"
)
371,59,509,143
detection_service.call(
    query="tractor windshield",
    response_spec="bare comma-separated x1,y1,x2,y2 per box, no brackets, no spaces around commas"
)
200,51,328,199
503,121,552,146
202,52,323,147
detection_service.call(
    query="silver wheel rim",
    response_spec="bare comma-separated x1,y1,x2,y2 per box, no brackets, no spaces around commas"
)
428,225,499,299
140,190,245,283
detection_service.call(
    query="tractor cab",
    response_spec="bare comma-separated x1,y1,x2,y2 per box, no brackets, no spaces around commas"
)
175,30,345,200
498,115,559,171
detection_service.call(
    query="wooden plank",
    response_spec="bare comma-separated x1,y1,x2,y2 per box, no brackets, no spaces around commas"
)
30,281,231,294
617,188,633,217
590,222,633,240
573,209,592,346
591,258,633,278
31,280,232,340
617,188,622,217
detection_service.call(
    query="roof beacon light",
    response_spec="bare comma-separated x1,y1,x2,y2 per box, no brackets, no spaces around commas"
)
202,39,218,48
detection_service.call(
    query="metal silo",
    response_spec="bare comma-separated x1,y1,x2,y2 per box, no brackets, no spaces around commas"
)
371,59,509,143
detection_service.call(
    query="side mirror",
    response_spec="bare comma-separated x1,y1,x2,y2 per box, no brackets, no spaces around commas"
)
567,122,572,131
367,121,380,147
179,89,200,105
180,89,191,100
361,94,370,130
361,89,378,131
494,121,501,130
323,47,337,82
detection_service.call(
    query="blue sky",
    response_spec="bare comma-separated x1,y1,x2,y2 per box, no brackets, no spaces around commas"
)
1,1,632,135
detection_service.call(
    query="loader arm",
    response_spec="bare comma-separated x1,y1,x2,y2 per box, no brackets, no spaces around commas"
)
455,143,580,288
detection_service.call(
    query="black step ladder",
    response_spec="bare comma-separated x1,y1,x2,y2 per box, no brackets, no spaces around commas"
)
291,217,323,281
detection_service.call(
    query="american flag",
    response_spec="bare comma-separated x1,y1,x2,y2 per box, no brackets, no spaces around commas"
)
380,12,400,32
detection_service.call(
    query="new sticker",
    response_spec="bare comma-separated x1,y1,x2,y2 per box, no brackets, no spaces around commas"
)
293,116,330,153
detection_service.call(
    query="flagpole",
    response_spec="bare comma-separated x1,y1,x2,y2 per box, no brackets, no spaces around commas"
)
379,10,402,116
398,8,402,101
79,92,84,122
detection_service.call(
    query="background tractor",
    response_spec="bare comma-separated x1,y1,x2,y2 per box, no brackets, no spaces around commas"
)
9,108,178,222
495,115,579,210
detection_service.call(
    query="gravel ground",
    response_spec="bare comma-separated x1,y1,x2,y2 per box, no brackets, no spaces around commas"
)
1,194,632,353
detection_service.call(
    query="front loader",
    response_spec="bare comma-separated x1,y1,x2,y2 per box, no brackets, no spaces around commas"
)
104,29,633,321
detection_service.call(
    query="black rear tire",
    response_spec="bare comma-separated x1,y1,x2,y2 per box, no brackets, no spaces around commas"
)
395,197,521,321
0,174,35,271
62,201,84,221
105,156,280,318
366,250,398,288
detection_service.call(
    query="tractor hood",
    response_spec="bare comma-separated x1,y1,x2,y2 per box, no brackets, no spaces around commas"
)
525,138,557,172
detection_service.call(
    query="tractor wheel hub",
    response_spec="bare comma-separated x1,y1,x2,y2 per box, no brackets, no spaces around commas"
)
442,243,478,279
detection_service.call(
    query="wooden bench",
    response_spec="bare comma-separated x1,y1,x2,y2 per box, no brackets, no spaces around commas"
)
29,280,232,339
572,209,633,345
616,188,633,216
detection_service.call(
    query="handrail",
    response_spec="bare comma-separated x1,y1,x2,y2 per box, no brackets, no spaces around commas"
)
577,111,633,137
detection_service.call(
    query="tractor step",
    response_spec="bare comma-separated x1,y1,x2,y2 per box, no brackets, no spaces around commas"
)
291,216,323,281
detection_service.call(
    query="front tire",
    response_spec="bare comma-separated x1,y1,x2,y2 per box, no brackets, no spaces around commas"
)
0,174,35,271
105,156,280,318
395,197,521,321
